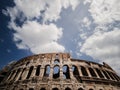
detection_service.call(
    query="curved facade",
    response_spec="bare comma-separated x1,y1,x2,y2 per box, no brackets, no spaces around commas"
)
0,53,120,90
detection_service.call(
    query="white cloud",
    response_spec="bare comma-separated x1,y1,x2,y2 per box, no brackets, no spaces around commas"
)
12,21,65,54
80,28,120,74
4,0,81,54
87,0,120,25
82,17,91,28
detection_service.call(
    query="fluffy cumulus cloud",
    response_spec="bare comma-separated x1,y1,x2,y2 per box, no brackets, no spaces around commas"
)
87,0,120,24
4,0,80,54
80,28,120,73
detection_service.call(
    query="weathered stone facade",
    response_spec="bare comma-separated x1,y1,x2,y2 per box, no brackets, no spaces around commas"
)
0,53,120,90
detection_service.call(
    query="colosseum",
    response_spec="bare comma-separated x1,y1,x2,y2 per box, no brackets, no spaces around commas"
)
0,53,120,90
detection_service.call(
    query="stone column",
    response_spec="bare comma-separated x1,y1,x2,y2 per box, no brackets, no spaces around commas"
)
30,66,37,78
49,66,53,80
15,69,23,81
9,70,17,81
78,66,83,76
60,65,63,80
86,67,92,77
6,71,12,81
40,66,45,80
93,68,100,78
22,68,29,80
101,70,107,79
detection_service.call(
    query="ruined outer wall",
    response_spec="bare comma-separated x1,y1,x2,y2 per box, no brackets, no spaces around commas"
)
0,53,120,90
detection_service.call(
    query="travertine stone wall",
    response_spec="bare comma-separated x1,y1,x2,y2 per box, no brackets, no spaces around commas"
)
0,53,120,90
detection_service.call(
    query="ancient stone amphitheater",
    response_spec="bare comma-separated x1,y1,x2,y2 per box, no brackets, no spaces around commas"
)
0,53,120,90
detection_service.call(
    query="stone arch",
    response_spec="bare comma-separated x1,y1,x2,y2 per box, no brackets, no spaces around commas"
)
81,66,88,76
44,65,50,77
102,70,110,79
95,68,104,78
52,87,59,90
63,65,70,79
36,65,41,76
88,68,97,77
78,88,84,90
54,59,60,64
13,68,21,81
53,65,60,79
65,87,71,90
26,66,34,79
72,65,82,82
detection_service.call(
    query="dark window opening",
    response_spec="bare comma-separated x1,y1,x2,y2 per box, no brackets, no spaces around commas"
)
72,65,82,83
26,62,30,66
36,65,41,76
29,88,34,90
63,65,70,79
88,68,97,77
95,68,104,78
89,89,94,90
53,65,60,79
65,87,71,90
106,71,115,80
44,65,50,77
26,66,34,79
81,66,88,76
52,88,59,90
102,70,110,79
78,88,84,90
54,59,60,64
40,88,46,90
19,68,26,80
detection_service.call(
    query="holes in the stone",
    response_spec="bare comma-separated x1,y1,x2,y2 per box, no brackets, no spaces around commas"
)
81,66,88,76
53,65,60,79
72,65,82,82
65,87,71,90
26,66,34,79
78,88,84,90
52,87,59,90
95,68,104,78
26,62,30,66
88,68,97,77
55,54,59,59
54,59,60,64
44,65,50,77
36,65,41,76
63,65,70,79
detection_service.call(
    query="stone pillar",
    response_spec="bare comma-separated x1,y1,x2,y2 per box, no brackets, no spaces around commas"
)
30,66,37,78
22,68,29,80
100,70,107,79
6,71,12,81
60,65,63,80
78,66,83,76
93,68,100,78
40,66,45,79
49,66,53,80
86,67,92,77
15,69,23,81
9,70,17,81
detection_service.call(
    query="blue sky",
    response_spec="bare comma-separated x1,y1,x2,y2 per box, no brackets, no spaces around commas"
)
0,0,120,74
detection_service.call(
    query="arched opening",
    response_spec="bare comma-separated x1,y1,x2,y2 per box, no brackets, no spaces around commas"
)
53,65,60,79
81,66,88,76
52,87,59,90
54,59,60,64
19,89,23,90
78,88,84,90
8,70,15,81
72,65,82,82
88,68,97,77
65,87,71,90
19,68,26,80
102,70,110,79
95,68,104,78
13,68,21,81
63,65,70,79
106,71,115,80
36,65,41,76
40,88,46,90
26,66,34,79
44,65,50,77
29,88,34,90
